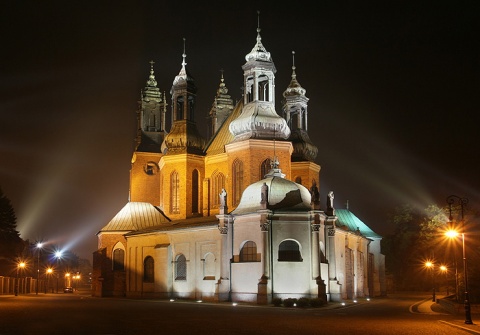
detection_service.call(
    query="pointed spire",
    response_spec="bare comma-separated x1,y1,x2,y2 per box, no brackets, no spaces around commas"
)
245,10,271,62
182,37,187,69
146,60,158,87
284,51,306,96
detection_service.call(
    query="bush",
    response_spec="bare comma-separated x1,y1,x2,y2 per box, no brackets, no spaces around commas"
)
309,298,326,308
272,297,282,307
297,297,310,308
283,298,297,307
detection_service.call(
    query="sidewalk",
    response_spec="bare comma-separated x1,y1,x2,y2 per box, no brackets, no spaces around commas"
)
415,296,480,334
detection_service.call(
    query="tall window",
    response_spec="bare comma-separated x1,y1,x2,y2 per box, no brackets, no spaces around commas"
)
295,176,302,184
212,171,225,207
232,159,243,206
278,240,302,262
113,248,125,271
144,256,154,282
192,169,199,213
175,254,186,280
260,158,271,179
203,253,215,280
258,74,269,101
239,241,257,262
170,171,180,214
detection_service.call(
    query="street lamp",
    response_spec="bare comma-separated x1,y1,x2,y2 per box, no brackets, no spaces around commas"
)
35,242,43,295
15,261,26,296
439,265,448,295
446,195,472,325
424,261,436,301
54,250,63,293
445,229,459,302
46,268,53,293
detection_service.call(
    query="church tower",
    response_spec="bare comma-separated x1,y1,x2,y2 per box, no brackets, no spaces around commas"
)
161,39,206,219
282,51,320,197
129,61,167,205
207,71,234,141
226,12,292,207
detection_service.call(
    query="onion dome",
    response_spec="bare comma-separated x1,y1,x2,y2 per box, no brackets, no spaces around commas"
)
232,160,312,215
229,12,290,142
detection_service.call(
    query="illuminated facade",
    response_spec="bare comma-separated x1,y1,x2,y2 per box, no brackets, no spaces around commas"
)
93,24,386,303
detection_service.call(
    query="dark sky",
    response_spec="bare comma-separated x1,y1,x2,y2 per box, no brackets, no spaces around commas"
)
1,1,479,261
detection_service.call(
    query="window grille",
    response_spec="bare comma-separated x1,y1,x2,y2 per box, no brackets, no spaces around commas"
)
239,241,257,262
278,240,302,262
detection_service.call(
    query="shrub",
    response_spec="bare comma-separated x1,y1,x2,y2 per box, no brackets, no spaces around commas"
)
272,297,282,307
297,297,310,308
309,298,326,308
283,298,297,307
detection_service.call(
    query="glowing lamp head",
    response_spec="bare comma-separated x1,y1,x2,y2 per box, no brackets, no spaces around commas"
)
425,261,433,268
18,262,26,268
46,268,53,274
445,230,459,238
36,242,43,249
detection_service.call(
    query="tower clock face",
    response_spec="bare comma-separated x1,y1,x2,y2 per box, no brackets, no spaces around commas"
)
144,162,159,175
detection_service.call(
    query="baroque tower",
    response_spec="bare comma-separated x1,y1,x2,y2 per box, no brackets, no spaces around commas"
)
161,39,206,219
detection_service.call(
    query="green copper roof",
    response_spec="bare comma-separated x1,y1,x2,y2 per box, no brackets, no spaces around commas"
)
335,208,382,239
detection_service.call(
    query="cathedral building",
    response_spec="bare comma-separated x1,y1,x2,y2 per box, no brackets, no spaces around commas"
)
92,21,386,304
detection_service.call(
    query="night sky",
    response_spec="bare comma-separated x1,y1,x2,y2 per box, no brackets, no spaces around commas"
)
1,1,479,261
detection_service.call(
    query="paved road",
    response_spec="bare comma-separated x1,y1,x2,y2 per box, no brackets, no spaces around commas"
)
0,292,479,334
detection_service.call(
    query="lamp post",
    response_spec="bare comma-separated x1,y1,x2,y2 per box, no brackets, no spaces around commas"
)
46,268,53,293
54,250,63,293
425,261,436,302
35,242,43,295
439,265,448,295
445,230,459,301
15,262,26,296
446,195,472,325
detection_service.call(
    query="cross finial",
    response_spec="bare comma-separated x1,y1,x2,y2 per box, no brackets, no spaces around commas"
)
257,10,261,33
181,38,187,67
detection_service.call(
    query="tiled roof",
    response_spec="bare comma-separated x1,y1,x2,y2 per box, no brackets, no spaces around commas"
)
205,100,243,155
335,209,382,239
99,202,170,232
125,215,219,236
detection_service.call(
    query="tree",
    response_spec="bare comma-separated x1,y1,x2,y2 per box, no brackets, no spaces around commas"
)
0,188,25,274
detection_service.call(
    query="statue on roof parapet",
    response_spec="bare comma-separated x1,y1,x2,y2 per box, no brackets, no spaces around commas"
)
326,191,335,216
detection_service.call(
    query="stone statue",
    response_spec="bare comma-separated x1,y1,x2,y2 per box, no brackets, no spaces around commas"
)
219,188,227,207
310,180,320,203
261,182,268,204
327,191,334,209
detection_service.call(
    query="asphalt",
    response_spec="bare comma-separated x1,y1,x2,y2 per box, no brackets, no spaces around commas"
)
3,292,480,333
411,295,480,334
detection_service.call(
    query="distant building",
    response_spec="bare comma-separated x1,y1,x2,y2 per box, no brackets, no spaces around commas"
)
92,21,385,303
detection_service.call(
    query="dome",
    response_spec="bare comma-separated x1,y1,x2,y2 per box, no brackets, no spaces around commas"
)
232,168,312,215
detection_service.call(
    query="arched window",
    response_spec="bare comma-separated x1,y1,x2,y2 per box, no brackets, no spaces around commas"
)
113,248,125,271
258,74,269,101
239,241,257,262
176,95,184,120
175,254,186,280
212,171,226,207
192,169,199,213
278,240,302,262
144,256,154,282
260,158,271,179
295,176,302,184
203,253,215,280
170,171,180,214
232,159,243,206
